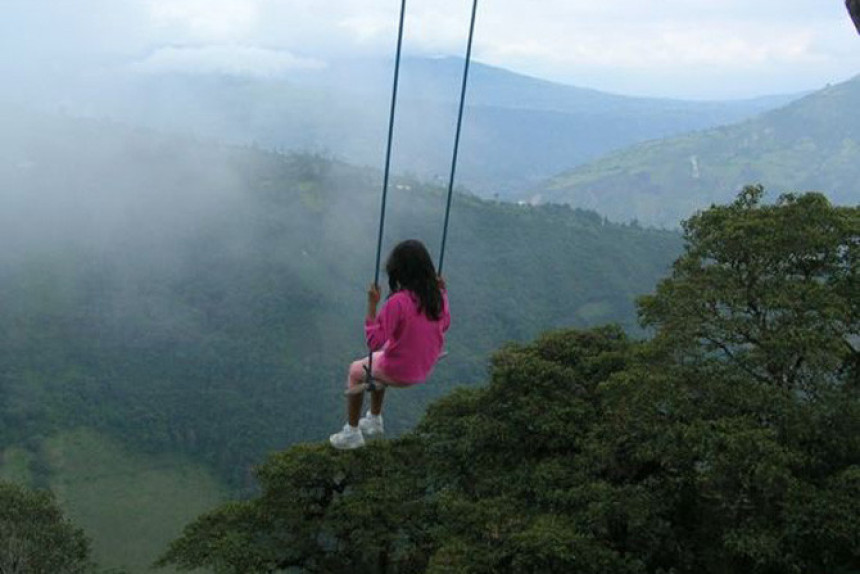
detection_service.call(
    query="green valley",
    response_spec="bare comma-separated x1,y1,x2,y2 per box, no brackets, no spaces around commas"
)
2,4,858,573
0,109,680,571
2,429,224,572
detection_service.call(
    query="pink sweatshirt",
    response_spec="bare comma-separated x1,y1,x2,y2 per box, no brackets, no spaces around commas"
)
365,290,450,384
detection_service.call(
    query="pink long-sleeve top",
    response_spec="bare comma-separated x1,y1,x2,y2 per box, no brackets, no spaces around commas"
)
365,290,450,384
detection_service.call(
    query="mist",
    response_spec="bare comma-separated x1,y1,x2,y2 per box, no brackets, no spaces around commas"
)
3,0,856,204
1,3,857,571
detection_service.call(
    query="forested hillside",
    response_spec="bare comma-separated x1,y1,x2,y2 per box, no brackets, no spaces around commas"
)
0,108,680,569
161,188,860,573
537,74,860,227
0,107,679,473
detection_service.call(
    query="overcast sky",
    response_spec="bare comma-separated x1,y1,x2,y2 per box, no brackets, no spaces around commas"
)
3,0,859,99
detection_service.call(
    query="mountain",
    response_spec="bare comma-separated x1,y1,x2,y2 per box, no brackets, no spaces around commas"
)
0,108,680,571
535,74,860,228
291,57,798,117
14,57,800,197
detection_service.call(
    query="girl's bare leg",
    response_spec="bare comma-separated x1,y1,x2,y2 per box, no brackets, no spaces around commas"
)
346,358,367,426
345,353,394,425
348,392,363,427
370,386,386,416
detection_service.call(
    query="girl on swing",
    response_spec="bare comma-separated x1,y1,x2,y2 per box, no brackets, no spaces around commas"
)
330,239,450,450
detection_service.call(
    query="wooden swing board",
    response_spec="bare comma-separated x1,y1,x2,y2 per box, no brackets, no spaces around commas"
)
344,382,387,396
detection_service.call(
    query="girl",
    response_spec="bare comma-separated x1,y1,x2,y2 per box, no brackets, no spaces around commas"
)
330,239,450,450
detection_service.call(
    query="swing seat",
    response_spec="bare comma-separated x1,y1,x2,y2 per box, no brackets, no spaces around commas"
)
343,349,449,395
344,362,388,396
344,381,387,397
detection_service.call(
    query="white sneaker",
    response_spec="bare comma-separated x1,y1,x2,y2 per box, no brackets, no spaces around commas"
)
358,411,384,438
329,424,365,450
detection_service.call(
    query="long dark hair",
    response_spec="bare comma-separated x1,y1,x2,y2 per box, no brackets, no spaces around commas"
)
385,239,443,321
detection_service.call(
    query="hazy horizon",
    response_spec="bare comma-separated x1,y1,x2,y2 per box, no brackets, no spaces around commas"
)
2,0,859,103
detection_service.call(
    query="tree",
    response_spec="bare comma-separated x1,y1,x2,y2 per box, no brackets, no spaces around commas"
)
638,185,860,393
0,481,92,574
157,439,434,573
160,188,860,573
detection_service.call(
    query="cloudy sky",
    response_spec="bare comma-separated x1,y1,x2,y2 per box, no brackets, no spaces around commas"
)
3,0,859,99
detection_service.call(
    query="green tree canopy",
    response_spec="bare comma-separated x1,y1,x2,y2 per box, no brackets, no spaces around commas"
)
0,481,92,574
639,185,859,392
160,188,860,573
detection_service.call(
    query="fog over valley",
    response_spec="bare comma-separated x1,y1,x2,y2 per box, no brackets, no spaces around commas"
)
1,2,858,572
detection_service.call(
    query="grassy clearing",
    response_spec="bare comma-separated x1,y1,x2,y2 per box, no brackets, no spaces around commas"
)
0,445,33,484
1,429,226,573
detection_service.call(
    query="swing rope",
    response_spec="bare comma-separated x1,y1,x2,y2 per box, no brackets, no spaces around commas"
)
373,0,408,288
362,0,478,394
365,0,407,393
439,0,478,275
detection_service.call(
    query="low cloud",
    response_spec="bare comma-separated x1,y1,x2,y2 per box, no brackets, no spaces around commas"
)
146,0,261,41
131,45,327,78
2,0,857,99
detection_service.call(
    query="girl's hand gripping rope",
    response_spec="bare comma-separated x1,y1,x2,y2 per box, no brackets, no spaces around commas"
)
367,283,381,320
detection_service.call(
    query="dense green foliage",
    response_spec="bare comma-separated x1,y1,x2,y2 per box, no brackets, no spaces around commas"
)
0,110,679,491
639,185,859,391
161,189,859,573
539,75,860,227
0,481,92,573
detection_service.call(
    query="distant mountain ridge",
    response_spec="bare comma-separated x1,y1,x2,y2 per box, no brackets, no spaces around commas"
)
536,73,860,227
294,57,799,116
15,56,801,196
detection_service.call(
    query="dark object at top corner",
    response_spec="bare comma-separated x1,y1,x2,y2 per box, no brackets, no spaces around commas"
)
848,0,860,35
